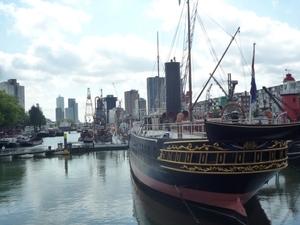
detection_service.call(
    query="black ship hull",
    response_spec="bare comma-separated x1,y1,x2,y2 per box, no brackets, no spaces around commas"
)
129,132,287,224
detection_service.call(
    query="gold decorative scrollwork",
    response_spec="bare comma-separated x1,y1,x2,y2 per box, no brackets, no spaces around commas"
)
243,141,257,149
166,142,226,151
179,161,287,173
268,140,288,149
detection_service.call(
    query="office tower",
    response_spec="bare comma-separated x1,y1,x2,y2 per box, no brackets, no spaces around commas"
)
103,95,117,124
55,95,64,121
0,79,25,108
65,98,78,123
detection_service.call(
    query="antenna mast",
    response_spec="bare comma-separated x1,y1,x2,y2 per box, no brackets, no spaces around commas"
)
157,31,160,110
187,0,193,121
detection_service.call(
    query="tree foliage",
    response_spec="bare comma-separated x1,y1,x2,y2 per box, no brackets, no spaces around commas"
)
0,90,25,128
213,108,221,118
252,108,260,118
28,105,46,132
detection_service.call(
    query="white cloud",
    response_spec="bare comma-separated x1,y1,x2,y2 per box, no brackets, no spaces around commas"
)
5,0,91,40
1,0,300,121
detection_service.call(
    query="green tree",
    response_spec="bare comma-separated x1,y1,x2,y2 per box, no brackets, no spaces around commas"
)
0,90,25,128
213,108,221,118
22,113,30,127
252,108,260,118
28,105,46,133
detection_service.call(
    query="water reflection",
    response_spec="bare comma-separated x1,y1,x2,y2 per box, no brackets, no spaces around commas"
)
131,165,300,225
131,173,273,225
258,165,300,224
1,141,299,225
0,158,26,194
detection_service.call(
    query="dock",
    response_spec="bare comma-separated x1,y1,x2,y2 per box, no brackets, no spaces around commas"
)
0,135,128,158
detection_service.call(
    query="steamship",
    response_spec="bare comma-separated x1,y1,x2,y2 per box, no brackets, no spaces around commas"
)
129,61,289,225
129,1,292,224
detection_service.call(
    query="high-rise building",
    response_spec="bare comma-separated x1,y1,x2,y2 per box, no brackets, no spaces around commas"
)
65,98,78,123
124,90,139,115
65,108,74,122
134,97,146,119
147,76,165,114
55,95,64,121
103,95,117,124
0,79,25,108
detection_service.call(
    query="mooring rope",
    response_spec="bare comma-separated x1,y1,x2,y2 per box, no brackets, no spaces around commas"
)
288,161,300,173
174,185,201,225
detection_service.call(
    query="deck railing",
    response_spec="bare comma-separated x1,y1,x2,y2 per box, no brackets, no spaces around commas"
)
132,119,213,138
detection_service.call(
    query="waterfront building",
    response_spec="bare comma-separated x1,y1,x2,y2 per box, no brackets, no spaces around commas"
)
197,72,300,119
0,79,25,108
55,95,64,121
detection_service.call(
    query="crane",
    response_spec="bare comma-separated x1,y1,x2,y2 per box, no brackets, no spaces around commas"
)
112,83,122,108
206,83,213,101
84,88,94,124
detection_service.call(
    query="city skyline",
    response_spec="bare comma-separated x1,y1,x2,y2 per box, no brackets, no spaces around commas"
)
2,70,300,123
1,1,300,121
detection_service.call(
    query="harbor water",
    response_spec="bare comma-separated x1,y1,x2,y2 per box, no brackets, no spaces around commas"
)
1,132,300,225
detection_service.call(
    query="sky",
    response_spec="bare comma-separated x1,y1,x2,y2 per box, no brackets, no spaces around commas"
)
1,0,300,122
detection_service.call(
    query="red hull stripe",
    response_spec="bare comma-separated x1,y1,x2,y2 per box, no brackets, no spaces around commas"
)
131,162,257,217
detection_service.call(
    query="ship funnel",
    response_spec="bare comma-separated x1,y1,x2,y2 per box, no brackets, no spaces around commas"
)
165,61,181,122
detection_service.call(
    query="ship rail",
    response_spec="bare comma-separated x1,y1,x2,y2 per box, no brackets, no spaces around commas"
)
132,119,209,139
221,111,292,125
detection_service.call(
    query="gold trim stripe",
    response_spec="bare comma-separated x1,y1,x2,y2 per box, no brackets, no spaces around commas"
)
160,160,288,174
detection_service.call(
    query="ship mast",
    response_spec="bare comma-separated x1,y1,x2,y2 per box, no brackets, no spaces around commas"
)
157,31,160,110
190,27,240,111
187,0,193,121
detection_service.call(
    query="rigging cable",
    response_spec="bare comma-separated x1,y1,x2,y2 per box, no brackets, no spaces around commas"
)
236,29,249,92
196,13,228,98
165,2,186,62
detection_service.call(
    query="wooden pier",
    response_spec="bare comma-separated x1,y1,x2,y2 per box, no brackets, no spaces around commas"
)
0,142,128,158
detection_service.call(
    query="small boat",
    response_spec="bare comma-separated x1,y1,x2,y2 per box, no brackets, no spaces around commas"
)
55,130,64,137
0,132,19,148
18,136,43,147
36,129,49,138
0,137,19,148
48,129,57,137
